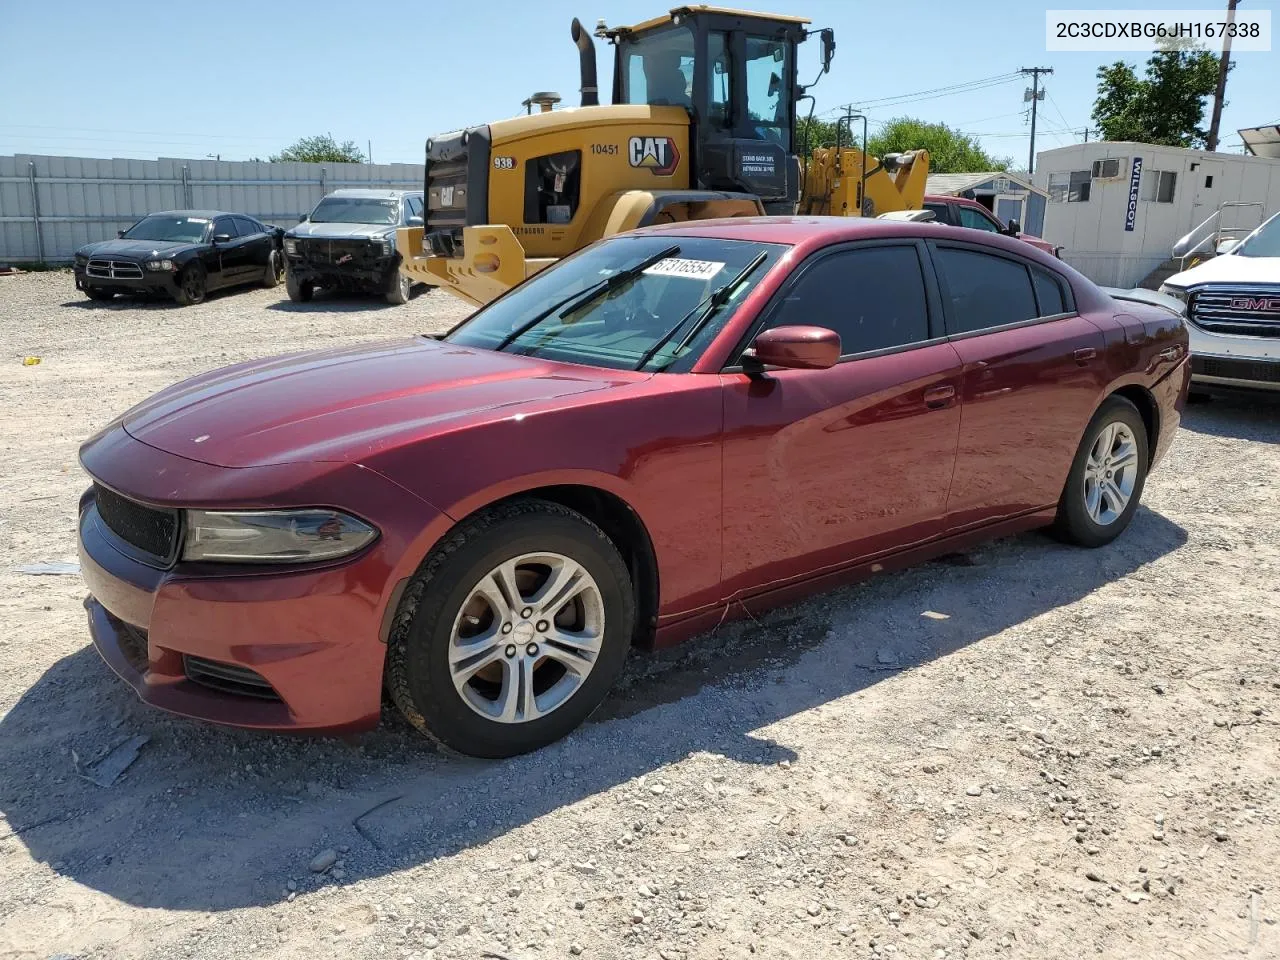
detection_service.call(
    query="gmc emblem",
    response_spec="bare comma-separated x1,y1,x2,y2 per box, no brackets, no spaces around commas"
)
1230,297,1280,311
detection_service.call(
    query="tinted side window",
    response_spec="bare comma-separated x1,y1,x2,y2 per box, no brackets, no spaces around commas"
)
213,217,238,239
924,202,951,225
957,206,1000,232
1032,268,1067,316
407,196,423,218
933,247,1037,334
233,217,260,237
769,246,930,355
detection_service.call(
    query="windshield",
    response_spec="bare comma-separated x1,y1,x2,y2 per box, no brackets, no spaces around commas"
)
618,26,695,107
445,235,786,371
308,197,399,225
1233,211,1280,258
122,215,209,243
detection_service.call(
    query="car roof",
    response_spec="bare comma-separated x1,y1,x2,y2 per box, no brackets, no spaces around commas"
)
635,215,992,246
923,194,985,208
147,209,241,219
326,188,421,199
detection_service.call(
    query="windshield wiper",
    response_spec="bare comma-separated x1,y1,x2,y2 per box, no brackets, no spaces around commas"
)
494,244,680,353
633,251,769,372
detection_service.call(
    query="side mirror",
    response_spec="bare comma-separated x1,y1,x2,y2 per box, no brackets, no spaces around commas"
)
212,233,232,243
1004,219,1022,236
1217,237,1238,254
407,215,424,227
117,230,126,238
745,325,841,371
820,28,836,73
299,214,308,223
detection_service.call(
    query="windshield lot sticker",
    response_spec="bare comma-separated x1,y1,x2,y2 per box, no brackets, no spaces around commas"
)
643,258,725,280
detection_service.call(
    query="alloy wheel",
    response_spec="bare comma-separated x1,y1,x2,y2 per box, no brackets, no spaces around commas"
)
448,552,605,723
1083,421,1139,525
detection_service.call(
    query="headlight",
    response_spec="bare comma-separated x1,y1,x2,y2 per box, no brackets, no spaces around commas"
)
144,259,175,272
75,254,88,265
378,236,394,255
182,509,378,564
1157,284,1187,305
284,238,298,255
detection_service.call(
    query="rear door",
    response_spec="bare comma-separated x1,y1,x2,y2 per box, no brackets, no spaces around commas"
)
233,217,271,280
929,241,1106,529
719,240,964,598
208,216,251,287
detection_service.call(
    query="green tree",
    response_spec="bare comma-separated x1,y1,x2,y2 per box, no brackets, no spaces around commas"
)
1091,43,1225,147
270,134,366,164
867,118,1010,173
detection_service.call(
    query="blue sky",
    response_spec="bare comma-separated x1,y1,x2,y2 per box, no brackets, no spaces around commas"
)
1,0,1274,168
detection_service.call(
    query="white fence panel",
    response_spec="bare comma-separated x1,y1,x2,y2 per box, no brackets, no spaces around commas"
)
0,154,424,263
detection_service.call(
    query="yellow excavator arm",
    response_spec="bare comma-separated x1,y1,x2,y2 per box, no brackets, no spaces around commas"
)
799,147,930,218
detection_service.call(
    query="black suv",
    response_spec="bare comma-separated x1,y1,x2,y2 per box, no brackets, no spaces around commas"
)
283,189,424,304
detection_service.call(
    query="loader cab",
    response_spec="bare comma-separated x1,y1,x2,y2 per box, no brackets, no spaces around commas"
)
605,7,818,212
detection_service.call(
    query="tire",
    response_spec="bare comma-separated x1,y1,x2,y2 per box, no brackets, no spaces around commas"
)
261,250,283,288
85,288,114,302
285,269,313,302
1051,396,1149,548
384,270,411,305
173,264,207,306
386,499,635,758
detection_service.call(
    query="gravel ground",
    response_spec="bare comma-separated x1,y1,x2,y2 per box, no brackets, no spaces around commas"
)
0,271,1277,960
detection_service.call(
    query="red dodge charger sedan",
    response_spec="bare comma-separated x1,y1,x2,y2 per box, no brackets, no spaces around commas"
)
78,218,1189,757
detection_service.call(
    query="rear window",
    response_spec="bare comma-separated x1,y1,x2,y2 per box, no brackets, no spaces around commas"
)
933,247,1038,334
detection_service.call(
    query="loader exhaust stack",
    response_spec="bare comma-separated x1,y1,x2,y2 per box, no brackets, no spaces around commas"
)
570,18,599,107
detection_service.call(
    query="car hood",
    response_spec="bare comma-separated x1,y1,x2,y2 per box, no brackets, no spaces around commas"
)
120,337,631,468
287,222,397,241
79,238,195,260
1165,253,1280,288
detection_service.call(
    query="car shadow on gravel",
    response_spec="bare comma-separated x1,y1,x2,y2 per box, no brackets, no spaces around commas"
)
265,287,432,313
0,508,1186,912
1180,392,1280,443
61,287,264,311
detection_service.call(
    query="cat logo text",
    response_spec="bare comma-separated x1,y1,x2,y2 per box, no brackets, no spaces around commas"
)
628,136,680,176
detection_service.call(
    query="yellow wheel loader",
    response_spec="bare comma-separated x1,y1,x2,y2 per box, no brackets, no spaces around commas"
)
398,5,929,307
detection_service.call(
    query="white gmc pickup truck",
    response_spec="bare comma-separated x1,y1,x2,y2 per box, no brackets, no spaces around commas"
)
1156,211,1280,395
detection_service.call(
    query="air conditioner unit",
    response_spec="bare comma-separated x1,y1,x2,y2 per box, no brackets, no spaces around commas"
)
1091,158,1124,180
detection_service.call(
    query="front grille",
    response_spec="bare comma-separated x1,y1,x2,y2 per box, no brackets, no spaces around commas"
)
87,259,144,280
94,484,179,565
1190,286,1280,338
297,238,381,267
116,619,151,672
425,125,490,251
184,656,281,700
1192,355,1280,384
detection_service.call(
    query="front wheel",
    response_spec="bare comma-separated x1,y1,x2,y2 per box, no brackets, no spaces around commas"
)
386,500,634,758
384,270,411,305
173,264,207,306
1052,396,1149,547
285,269,313,302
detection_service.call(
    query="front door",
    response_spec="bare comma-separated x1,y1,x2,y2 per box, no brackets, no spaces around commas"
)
1189,159,1225,232
720,241,963,598
994,194,1025,228
928,240,1107,529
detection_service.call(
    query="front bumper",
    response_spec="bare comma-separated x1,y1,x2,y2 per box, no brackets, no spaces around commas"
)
74,264,179,296
1188,322,1280,393
77,431,449,734
285,249,400,291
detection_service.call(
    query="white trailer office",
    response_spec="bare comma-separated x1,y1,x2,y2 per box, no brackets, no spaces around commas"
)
1032,141,1280,288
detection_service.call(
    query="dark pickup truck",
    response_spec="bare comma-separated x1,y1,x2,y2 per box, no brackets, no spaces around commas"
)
283,189,425,304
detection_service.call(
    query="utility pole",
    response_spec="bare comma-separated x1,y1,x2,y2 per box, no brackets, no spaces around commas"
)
1081,127,1093,142
1206,0,1239,152
1020,66,1053,175
368,140,373,164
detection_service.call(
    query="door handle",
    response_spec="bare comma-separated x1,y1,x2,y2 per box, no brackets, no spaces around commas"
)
923,384,956,409
1073,347,1097,365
